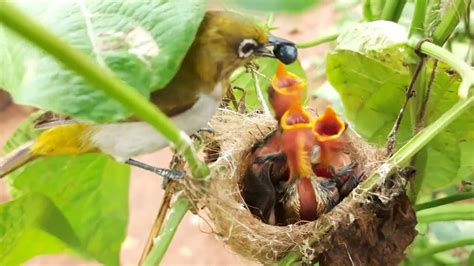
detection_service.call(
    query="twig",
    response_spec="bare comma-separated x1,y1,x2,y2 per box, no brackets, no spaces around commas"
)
139,185,174,265
414,192,474,211
248,65,272,117
416,59,439,131
385,42,427,156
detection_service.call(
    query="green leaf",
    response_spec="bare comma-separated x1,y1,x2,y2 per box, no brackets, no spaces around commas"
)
0,193,82,265
6,154,130,265
2,112,44,155
326,21,474,194
231,58,306,111
0,0,206,122
225,0,320,12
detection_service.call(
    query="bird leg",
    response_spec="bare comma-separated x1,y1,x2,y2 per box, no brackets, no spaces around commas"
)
125,158,185,188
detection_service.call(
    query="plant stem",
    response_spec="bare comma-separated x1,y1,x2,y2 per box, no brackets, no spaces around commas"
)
277,251,299,266
409,0,428,38
414,192,474,211
296,32,339,49
142,193,190,266
392,96,473,165
417,204,474,223
0,2,209,178
381,0,406,22
413,238,474,258
418,41,474,102
432,0,470,45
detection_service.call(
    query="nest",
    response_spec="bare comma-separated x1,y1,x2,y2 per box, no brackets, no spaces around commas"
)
182,109,417,265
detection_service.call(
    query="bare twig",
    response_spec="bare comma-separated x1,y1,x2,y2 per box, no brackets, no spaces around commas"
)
416,59,439,132
385,55,426,156
247,64,272,117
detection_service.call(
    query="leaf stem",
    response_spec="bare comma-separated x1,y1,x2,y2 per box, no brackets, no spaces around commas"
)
432,0,470,45
409,0,428,38
142,193,190,266
414,192,474,211
417,204,474,223
413,238,474,258
417,41,474,102
381,0,407,22
0,2,209,178
277,251,299,266
296,32,339,49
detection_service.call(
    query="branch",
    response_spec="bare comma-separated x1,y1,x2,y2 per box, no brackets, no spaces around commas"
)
296,32,339,49
414,192,474,211
432,0,471,45
416,41,474,99
409,0,428,38
381,0,407,22
142,193,190,266
412,238,474,258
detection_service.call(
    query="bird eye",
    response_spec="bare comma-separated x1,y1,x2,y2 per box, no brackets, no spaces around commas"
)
274,44,298,65
238,39,258,58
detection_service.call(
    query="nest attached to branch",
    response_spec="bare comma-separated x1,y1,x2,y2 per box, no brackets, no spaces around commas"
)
181,109,417,265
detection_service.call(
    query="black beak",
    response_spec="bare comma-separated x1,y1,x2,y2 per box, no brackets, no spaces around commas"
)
256,35,298,65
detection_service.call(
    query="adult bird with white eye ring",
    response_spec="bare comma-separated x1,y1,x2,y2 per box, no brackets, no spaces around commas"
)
0,11,298,180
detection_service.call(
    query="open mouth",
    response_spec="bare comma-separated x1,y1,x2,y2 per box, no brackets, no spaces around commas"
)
271,63,305,97
313,106,346,142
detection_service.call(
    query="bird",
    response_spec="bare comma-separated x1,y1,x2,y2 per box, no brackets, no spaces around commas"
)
311,106,362,197
0,11,298,178
278,103,339,224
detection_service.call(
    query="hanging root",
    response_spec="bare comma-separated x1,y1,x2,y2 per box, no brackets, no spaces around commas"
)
180,109,417,264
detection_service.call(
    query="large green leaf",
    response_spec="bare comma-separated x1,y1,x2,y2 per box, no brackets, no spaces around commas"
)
225,0,320,12
326,21,474,195
231,58,306,112
0,0,206,122
0,193,82,265
6,154,130,265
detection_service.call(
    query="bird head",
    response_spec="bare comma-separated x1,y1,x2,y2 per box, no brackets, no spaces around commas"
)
193,11,297,83
268,63,306,121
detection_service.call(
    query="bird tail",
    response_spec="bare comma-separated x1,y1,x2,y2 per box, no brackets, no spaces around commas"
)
0,141,35,178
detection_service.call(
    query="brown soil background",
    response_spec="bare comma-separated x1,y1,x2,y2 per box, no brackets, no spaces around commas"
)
0,1,339,265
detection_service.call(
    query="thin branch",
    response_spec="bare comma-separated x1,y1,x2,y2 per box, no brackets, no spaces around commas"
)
385,54,426,157
248,65,272,117
414,192,474,211
142,192,190,266
413,238,474,258
416,59,439,131
296,32,339,49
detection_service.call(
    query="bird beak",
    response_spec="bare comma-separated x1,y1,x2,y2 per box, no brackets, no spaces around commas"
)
312,106,346,143
255,35,296,57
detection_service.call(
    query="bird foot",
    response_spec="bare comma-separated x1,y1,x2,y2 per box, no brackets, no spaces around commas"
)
125,158,185,189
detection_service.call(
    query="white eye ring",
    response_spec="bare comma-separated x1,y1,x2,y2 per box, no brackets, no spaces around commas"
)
238,38,258,58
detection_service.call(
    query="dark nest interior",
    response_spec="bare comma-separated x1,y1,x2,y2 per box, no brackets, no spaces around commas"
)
181,109,418,265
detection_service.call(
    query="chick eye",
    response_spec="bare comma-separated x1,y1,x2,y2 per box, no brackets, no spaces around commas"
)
238,39,258,58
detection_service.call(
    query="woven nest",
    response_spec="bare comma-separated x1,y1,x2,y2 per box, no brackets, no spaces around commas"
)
182,109,417,265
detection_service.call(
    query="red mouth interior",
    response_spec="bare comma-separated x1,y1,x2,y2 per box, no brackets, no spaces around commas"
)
314,116,342,136
276,76,299,89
